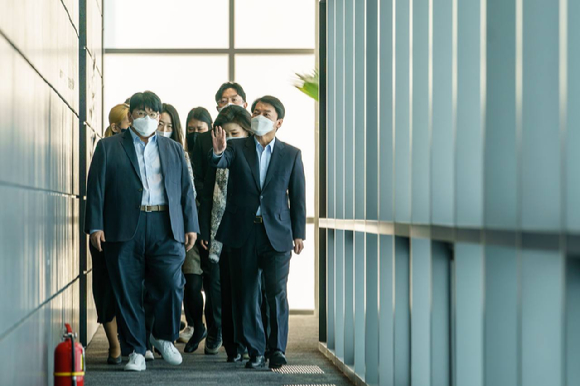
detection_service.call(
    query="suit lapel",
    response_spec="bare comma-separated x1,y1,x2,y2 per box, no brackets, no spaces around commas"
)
243,137,261,191
158,136,169,190
121,130,142,183
262,139,285,191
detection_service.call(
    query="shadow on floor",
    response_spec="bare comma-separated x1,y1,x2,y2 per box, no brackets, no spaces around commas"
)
84,315,353,386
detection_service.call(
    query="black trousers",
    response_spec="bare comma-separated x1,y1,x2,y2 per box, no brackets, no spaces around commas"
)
183,273,204,328
200,246,222,337
229,222,291,356
105,211,185,355
220,250,241,357
89,244,116,324
222,250,271,358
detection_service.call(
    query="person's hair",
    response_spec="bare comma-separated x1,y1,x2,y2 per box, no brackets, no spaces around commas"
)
104,103,129,137
186,107,213,131
251,95,285,120
124,97,131,104
129,91,162,113
214,82,247,104
161,103,185,149
214,105,252,132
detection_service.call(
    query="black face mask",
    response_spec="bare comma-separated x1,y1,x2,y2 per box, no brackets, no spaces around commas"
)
186,132,199,151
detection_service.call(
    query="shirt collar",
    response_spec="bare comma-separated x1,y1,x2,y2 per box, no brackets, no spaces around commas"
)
129,127,157,144
254,136,275,152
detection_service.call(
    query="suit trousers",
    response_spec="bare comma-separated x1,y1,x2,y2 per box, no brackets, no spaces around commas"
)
229,222,292,357
89,244,116,324
105,211,185,355
200,246,222,338
219,249,243,357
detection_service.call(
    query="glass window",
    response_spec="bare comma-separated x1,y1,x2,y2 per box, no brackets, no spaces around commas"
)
104,54,228,125
236,54,316,218
104,0,229,48
103,0,317,311
287,224,315,310
235,0,316,49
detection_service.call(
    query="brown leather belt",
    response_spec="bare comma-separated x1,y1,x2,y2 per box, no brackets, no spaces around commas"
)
140,205,169,212
254,216,263,224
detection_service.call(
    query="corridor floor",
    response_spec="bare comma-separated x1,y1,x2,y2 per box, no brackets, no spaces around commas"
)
84,315,353,386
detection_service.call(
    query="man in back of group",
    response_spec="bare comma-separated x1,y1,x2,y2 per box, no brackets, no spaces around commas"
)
85,91,199,372
191,82,248,194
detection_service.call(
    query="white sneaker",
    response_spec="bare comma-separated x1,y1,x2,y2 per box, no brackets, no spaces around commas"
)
124,352,146,371
144,350,155,361
150,335,182,365
178,326,194,343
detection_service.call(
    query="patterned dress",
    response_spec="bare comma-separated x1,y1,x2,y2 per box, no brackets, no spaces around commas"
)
208,168,229,263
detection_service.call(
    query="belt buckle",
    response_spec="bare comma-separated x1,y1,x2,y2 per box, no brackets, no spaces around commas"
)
254,216,263,224
144,206,153,213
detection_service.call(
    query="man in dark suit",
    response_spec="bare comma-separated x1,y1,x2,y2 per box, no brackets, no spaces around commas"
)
85,91,199,372
210,95,306,369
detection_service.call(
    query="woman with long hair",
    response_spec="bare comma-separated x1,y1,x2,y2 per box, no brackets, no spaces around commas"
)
89,102,131,365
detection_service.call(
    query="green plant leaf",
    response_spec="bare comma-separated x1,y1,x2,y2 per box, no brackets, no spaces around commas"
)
293,69,319,102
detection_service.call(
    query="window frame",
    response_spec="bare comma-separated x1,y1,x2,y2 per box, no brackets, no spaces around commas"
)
104,0,320,311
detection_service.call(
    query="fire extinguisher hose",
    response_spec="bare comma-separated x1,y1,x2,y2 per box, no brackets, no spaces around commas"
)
70,331,78,386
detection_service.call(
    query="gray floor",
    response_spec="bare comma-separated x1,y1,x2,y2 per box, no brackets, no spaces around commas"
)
85,315,353,386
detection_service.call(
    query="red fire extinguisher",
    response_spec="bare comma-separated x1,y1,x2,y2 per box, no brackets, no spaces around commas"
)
54,323,85,386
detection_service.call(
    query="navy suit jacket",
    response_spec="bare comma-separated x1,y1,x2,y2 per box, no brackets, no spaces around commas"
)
210,136,306,252
84,129,199,243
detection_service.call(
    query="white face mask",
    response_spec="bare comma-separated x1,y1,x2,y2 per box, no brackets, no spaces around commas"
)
157,130,173,138
217,103,233,113
251,115,275,136
132,116,158,137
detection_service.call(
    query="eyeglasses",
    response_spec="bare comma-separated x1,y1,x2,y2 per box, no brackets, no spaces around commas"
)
218,96,242,105
134,110,159,119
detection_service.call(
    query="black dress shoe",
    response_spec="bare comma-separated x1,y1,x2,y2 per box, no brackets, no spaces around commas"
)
268,351,287,369
245,355,266,369
184,325,207,353
227,353,243,363
107,355,122,365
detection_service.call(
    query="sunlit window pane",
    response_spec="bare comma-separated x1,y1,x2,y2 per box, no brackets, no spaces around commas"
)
235,0,316,49
104,0,229,49
104,54,228,126
287,224,315,310
235,54,316,218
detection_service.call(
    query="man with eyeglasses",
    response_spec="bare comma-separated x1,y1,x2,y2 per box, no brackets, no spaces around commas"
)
191,82,249,192
85,91,199,372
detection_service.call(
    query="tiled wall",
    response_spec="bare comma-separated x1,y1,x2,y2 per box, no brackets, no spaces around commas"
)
0,1,102,384
319,0,580,385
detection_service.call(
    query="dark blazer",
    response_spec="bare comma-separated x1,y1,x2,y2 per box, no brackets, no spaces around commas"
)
191,131,213,195
190,131,216,241
210,136,306,252
84,130,199,243
198,137,249,242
